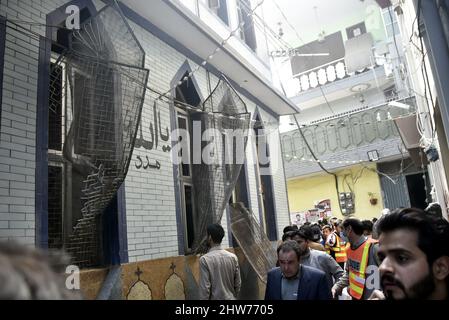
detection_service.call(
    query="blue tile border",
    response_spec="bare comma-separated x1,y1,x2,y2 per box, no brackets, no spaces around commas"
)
36,35,51,249
0,16,6,134
117,183,129,263
251,108,278,241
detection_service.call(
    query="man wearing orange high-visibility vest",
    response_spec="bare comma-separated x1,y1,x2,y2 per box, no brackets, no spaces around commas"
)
322,225,347,269
331,219,380,300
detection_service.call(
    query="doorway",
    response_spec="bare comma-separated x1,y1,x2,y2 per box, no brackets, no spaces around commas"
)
406,172,431,210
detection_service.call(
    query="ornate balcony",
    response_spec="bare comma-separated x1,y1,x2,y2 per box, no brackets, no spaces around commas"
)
281,97,417,178
294,58,349,93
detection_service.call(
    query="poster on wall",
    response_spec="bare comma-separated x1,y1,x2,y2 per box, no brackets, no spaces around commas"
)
316,199,332,219
290,211,307,227
306,209,320,224
290,199,332,226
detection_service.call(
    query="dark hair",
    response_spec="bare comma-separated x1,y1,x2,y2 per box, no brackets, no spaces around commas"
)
321,225,332,232
277,240,301,260
342,218,364,235
362,220,373,233
372,218,378,223
376,208,449,265
309,224,322,242
334,220,343,228
207,223,225,243
299,225,314,241
292,229,308,241
282,230,295,242
425,203,443,219
283,225,298,234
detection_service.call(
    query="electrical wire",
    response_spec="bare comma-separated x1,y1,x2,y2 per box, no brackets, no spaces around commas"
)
268,0,426,215
292,114,345,215
262,0,355,213
239,0,290,51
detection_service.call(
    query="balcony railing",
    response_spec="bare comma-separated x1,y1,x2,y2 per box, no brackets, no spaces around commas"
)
293,58,349,93
281,97,416,161
292,56,386,94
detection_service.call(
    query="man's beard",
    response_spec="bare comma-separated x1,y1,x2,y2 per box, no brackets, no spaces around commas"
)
382,272,435,300
299,247,308,257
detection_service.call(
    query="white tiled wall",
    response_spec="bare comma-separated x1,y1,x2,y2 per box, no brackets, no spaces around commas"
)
0,0,290,260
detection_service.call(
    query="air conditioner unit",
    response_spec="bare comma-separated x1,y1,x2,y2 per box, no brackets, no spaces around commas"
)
394,114,420,149
208,0,220,9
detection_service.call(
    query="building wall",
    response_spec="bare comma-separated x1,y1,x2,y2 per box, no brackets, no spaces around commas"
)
0,0,72,245
123,18,184,262
0,1,289,262
287,163,384,221
295,88,390,124
396,0,449,217
257,108,290,236
283,134,405,179
108,10,285,261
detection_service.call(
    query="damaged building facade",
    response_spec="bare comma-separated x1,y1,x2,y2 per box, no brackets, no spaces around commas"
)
0,0,297,299
277,0,449,221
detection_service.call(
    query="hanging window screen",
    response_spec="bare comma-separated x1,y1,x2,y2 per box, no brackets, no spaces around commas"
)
49,62,63,151
47,57,66,251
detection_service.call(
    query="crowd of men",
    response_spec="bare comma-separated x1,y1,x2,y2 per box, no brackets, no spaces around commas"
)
265,206,449,300
198,204,449,301
1,205,447,301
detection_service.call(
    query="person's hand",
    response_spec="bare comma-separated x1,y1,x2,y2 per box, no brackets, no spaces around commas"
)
331,284,342,298
368,290,386,300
